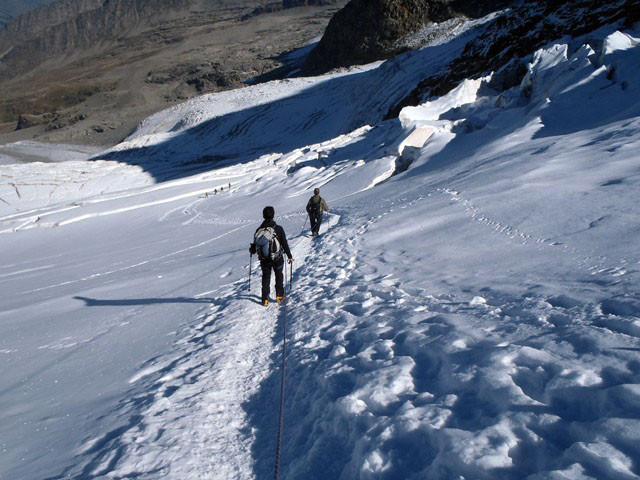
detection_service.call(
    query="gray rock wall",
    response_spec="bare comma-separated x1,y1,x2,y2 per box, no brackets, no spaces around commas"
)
0,0,102,51
0,0,59,30
0,0,189,79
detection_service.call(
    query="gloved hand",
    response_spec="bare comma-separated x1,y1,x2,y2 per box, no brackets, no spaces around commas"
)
249,243,256,255
288,257,294,264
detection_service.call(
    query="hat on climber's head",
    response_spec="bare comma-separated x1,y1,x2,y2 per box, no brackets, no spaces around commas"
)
263,206,275,220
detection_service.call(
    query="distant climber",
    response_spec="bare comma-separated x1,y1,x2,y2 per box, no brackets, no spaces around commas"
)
306,188,330,237
249,206,294,306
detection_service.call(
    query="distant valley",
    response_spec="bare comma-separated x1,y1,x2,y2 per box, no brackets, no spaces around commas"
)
0,0,346,146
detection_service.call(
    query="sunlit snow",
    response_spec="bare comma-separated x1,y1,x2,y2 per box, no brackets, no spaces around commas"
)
1,20,639,480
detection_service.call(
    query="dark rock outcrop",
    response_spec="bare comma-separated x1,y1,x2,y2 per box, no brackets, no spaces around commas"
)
16,114,42,130
14,111,89,131
44,113,88,131
304,0,514,73
386,0,640,118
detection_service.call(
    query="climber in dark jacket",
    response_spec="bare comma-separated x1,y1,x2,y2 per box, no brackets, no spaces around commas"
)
306,188,330,236
249,206,293,306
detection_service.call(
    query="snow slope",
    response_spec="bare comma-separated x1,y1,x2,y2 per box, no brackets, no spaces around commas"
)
0,18,639,480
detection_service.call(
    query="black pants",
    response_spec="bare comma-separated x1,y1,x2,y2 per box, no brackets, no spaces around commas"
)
309,211,323,235
260,257,284,301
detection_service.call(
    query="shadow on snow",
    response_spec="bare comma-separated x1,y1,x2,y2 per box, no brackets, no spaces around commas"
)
92,23,488,182
74,295,216,306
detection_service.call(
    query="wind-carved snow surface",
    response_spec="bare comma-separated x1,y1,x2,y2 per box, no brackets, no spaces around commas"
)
0,20,640,480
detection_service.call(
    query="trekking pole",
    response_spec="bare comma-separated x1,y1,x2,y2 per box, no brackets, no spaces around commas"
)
303,215,308,231
248,253,253,291
289,260,293,291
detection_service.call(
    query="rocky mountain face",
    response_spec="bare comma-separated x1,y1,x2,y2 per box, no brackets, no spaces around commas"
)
0,0,59,30
0,0,189,79
0,0,342,79
0,9,11,31
304,0,515,73
386,0,640,118
0,0,102,52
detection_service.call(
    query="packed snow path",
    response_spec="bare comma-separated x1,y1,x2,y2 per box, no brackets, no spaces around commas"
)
1,21,640,480
73,193,640,479
79,220,336,479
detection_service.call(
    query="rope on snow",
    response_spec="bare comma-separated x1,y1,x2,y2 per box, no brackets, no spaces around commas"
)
273,268,289,480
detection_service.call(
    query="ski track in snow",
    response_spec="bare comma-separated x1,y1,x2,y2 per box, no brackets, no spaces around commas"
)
440,188,636,282
14,224,250,296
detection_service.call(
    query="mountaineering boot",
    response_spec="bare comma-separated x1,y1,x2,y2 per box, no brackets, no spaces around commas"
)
262,299,269,307
276,295,285,303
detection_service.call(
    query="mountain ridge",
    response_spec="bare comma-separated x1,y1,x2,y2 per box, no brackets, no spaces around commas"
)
0,0,59,31
0,0,103,53
0,0,190,79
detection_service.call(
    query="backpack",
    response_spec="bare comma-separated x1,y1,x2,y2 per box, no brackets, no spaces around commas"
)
309,196,322,214
254,226,282,261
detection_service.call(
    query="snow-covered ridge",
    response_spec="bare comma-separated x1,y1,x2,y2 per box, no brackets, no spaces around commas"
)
0,18,639,480
388,0,638,117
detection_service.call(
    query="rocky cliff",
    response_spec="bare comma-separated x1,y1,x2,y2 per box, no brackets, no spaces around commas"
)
1,0,325,77
0,0,190,79
0,0,102,52
304,0,515,73
0,0,59,30
0,8,12,31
